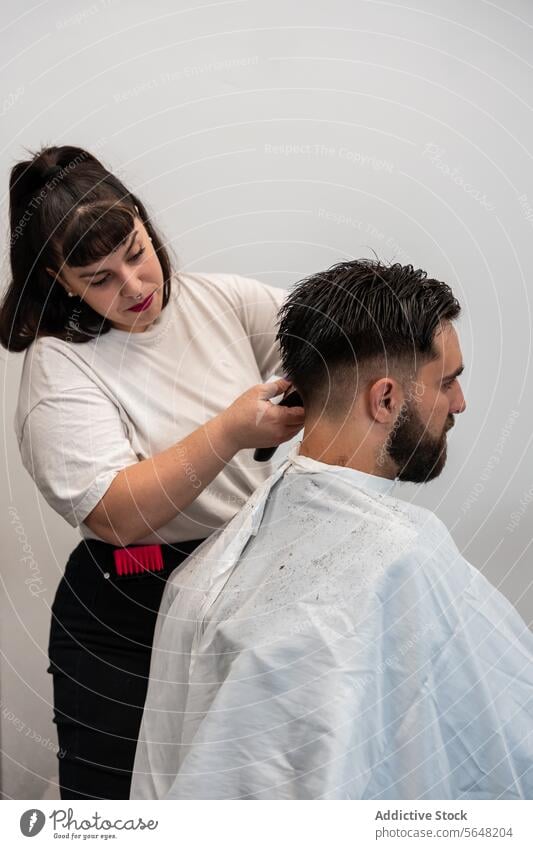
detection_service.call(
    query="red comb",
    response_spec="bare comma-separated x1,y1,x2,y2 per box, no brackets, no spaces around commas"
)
113,545,164,576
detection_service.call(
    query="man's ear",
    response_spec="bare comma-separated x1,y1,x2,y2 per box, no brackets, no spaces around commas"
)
369,377,402,423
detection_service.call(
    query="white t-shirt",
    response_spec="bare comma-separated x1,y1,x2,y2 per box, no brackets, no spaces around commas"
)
14,272,287,544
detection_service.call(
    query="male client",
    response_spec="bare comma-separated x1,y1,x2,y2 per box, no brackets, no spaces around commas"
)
131,259,533,800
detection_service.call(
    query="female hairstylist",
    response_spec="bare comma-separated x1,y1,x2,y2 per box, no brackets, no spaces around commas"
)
0,145,304,800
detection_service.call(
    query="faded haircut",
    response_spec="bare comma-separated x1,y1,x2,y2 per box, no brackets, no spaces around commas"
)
276,259,461,414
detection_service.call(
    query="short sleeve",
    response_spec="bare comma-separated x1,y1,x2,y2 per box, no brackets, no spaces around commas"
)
225,275,288,381
18,384,140,528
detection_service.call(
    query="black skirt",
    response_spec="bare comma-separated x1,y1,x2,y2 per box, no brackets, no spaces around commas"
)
47,536,206,800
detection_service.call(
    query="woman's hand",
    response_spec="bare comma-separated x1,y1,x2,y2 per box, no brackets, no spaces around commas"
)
220,378,305,452
86,378,304,546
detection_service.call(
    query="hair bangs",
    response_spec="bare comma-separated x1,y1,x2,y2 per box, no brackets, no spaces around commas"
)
60,203,136,269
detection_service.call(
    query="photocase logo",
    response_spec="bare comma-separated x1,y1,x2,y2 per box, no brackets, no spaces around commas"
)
20,809,45,837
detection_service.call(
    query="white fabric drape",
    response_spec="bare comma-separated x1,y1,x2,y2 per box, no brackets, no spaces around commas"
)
131,448,533,799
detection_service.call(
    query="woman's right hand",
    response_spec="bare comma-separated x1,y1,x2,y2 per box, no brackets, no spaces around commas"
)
220,378,305,452
85,378,304,546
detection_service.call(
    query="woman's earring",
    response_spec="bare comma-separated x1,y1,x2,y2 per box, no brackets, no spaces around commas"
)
67,291,75,297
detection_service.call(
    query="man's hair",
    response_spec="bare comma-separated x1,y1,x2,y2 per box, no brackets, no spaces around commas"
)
277,259,461,414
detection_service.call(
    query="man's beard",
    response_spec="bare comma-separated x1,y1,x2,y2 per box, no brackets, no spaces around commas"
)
387,403,454,483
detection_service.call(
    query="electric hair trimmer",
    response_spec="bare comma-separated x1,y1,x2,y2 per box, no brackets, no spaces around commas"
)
253,389,304,462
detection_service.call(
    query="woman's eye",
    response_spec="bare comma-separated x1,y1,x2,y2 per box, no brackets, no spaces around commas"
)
91,275,110,287
90,247,145,286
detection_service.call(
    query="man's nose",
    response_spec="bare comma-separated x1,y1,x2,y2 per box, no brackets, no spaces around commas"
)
451,384,466,414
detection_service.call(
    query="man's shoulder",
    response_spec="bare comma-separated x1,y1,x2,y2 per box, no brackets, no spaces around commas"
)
383,493,451,544
382,497,474,593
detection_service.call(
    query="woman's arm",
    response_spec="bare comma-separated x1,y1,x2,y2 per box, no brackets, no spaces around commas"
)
85,378,303,546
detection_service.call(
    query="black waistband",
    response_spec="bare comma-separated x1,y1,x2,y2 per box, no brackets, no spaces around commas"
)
70,537,207,574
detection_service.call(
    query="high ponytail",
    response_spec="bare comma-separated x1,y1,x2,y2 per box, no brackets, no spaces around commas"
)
0,145,173,351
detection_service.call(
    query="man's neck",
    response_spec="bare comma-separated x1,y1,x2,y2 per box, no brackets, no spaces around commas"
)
298,429,396,480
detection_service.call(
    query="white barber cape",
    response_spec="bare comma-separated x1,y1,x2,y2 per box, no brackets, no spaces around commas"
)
131,447,533,800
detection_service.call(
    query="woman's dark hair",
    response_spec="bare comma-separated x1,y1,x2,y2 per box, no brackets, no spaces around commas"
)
0,145,173,351
277,258,461,410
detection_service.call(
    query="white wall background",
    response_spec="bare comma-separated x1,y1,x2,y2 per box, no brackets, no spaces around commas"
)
1,0,532,799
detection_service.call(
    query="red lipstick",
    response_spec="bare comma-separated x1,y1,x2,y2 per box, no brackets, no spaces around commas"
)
127,293,154,312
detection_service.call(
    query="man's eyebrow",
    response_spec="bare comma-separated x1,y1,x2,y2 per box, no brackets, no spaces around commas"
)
442,364,464,382
78,230,138,278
